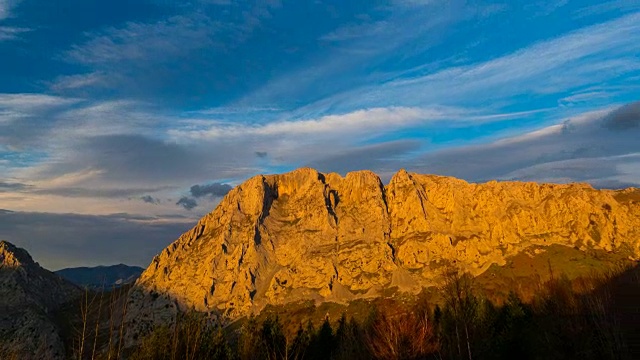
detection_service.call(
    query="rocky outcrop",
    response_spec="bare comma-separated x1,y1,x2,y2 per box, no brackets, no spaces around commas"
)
0,241,81,360
125,168,640,341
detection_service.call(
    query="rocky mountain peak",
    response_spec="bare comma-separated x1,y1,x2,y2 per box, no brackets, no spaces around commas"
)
124,168,640,344
0,240,35,268
0,241,81,359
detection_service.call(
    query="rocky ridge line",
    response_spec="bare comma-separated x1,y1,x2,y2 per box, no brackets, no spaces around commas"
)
125,168,640,342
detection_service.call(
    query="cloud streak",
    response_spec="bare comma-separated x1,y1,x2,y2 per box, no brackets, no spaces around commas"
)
304,11,640,112
0,0,20,20
412,101,640,187
0,25,28,41
66,15,217,65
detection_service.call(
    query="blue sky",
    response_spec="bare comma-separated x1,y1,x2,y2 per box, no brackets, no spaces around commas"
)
1,0,640,269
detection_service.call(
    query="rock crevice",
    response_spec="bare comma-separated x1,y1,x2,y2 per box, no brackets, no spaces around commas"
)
125,168,640,341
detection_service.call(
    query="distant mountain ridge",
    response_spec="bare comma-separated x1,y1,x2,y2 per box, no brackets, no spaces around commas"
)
56,264,144,288
124,168,640,344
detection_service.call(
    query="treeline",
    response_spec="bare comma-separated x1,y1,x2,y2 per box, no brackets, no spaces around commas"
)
128,266,638,360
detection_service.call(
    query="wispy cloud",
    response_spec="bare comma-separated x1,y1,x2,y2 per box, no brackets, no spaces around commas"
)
413,13,640,96
0,94,82,148
171,107,454,140
574,0,640,18
59,1,285,100
0,97,563,222
0,0,29,41
49,72,107,92
66,15,218,65
0,93,78,111
0,0,20,20
1,1,639,269
0,25,28,41
412,101,640,187
305,12,640,113
234,0,473,112
319,21,389,42
0,181,28,191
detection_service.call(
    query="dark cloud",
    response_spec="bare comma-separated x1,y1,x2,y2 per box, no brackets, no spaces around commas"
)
176,196,198,210
77,135,198,181
140,195,160,204
412,102,640,187
601,101,640,130
0,209,192,270
33,186,170,198
189,183,232,198
255,151,268,158
49,134,258,185
0,181,29,191
20,132,263,195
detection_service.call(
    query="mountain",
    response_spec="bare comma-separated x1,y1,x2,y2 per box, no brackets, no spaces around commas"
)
124,168,640,343
56,264,144,289
0,240,81,359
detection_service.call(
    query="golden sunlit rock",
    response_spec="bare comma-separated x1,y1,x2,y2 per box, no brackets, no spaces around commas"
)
124,168,640,342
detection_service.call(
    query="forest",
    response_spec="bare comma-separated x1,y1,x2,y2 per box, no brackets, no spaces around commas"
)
123,264,639,360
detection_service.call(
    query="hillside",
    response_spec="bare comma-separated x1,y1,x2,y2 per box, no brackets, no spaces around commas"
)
56,264,144,289
0,241,81,359
124,168,640,343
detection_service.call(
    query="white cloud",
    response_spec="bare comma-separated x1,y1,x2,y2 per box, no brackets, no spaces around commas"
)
393,12,640,97
234,1,470,112
0,98,557,218
0,93,78,110
303,12,640,113
319,21,389,42
0,26,28,41
50,72,107,91
50,100,160,139
170,105,555,148
574,0,640,18
392,0,441,7
0,0,19,20
0,93,80,126
170,107,444,139
0,1,28,41
66,15,218,65
34,168,104,188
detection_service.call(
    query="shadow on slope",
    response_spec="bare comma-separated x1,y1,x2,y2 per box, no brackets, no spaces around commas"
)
121,261,640,360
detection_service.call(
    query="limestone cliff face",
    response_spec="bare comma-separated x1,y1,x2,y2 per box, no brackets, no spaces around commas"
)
0,241,81,360
125,168,640,339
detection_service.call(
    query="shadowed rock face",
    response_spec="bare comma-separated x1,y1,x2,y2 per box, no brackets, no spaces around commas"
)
0,241,81,359
125,168,640,341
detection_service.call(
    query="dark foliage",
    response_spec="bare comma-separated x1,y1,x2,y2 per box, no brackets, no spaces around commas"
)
103,264,639,360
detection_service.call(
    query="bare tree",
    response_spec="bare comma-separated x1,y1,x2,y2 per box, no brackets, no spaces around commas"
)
367,309,437,359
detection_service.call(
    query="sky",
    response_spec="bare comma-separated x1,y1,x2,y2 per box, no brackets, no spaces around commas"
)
1,0,640,270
